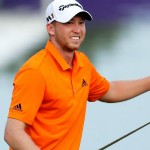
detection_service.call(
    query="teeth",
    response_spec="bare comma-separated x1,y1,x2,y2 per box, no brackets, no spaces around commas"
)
72,37,79,40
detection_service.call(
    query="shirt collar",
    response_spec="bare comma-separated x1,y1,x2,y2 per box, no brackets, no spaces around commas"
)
45,40,84,71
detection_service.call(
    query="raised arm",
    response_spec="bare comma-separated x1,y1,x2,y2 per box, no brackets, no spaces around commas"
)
100,76,150,103
4,118,40,150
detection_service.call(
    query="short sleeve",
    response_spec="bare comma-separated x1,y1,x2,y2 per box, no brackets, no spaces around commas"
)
8,68,45,125
88,65,110,102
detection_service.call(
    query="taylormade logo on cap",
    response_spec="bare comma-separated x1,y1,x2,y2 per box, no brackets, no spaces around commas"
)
45,0,92,24
59,3,82,11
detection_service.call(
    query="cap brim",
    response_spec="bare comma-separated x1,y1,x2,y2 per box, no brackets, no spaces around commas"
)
77,11,93,21
56,10,93,23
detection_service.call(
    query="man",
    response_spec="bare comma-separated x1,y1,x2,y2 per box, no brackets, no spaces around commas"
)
4,0,150,150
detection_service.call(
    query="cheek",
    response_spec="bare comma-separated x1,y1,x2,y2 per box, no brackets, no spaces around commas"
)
55,28,67,38
81,29,86,41
55,31,67,46
81,26,86,36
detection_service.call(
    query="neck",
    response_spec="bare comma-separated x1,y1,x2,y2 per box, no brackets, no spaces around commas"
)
50,39,75,68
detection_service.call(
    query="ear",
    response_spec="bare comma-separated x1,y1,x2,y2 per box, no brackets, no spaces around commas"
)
46,23,55,36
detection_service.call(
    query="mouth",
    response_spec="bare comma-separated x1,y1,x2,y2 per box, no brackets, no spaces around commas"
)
71,36,80,40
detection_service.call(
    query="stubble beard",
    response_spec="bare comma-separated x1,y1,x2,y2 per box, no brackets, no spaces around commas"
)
57,38,84,53
54,30,85,53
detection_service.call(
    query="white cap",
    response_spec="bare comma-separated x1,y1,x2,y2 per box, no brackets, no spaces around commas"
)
45,0,92,24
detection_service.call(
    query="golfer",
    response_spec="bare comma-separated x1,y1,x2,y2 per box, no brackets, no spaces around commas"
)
4,0,150,149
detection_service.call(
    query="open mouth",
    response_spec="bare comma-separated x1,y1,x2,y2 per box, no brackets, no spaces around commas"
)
71,36,80,40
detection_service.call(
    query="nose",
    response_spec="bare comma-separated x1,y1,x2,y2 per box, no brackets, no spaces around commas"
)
72,23,81,33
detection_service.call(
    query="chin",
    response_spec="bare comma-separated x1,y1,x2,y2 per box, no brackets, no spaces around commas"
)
71,44,80,50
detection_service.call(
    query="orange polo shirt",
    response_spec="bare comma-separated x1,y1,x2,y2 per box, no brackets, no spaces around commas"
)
8,40,110,150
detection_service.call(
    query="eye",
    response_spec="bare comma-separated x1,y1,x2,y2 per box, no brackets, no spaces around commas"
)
79,20,85,25
66,21,73,24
